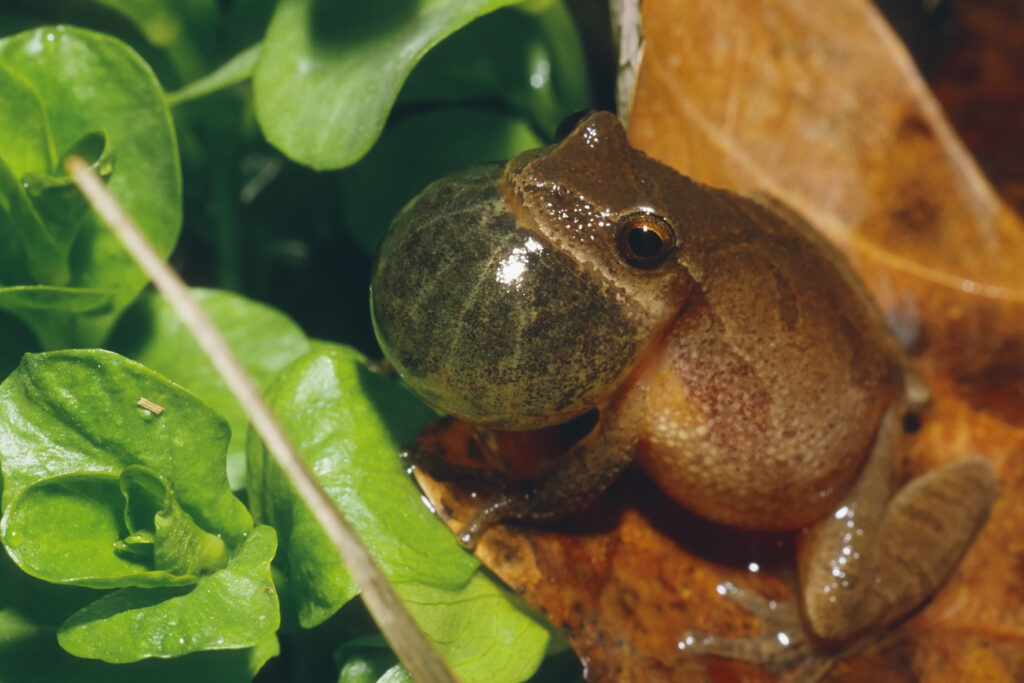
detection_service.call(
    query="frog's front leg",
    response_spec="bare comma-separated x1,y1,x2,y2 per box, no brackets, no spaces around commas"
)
410,393,644,548
452,402,641,548
798,406,1000,644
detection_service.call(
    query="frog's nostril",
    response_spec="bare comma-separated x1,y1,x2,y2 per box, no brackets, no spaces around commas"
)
554,109,597,141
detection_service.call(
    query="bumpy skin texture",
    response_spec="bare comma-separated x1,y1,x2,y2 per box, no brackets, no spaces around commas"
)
374,111,903,529
628,193,904,530
371,112,999,650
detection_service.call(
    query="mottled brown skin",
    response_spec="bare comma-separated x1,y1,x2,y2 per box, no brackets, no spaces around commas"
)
370,112,999,659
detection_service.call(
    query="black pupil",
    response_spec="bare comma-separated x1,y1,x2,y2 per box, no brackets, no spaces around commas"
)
627,227,664,259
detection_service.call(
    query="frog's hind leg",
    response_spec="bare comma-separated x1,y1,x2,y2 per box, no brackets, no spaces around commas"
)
681,408,998,680
798,407,1000,644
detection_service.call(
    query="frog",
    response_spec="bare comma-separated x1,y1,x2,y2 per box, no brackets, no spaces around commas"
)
369,110,1000,666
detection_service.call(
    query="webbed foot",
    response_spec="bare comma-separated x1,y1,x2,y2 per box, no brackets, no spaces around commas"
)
680,581,838,683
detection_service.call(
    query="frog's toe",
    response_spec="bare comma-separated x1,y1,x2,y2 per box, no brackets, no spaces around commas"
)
455,491,533,548
679,581,835,682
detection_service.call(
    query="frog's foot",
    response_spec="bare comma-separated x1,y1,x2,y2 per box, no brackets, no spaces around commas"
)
402,446,539,548
454,490,534,548
679,581,837,683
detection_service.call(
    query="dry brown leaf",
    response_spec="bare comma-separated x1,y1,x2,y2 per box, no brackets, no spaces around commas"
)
415,0,1024,680
627,0,1024,385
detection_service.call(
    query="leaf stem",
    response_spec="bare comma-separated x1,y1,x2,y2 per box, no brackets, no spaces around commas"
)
165,44,261,107
65,156,458,683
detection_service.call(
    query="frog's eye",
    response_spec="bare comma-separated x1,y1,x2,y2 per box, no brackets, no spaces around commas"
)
615,212,676,269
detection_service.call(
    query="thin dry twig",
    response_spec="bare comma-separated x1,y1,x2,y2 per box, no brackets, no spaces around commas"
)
610,0,644,124
66,156,458,683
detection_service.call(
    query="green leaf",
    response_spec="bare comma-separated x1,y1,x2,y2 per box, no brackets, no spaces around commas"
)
57,525,280,663
21,129,116,196
0,26,181,347
334,636,400,683
248,344,549,680
0,349,251,545
253,0,522,169
109,288,312,489
0,609,278,682
2,472,202,588
0,284,114,349
0,62,51,178
2,127,116,314
377,665,415,683
247,343,476,627
0,152,61,287
120,465,229,577
399,2,591,137
0,504,276,678
396,573,549,683
342,107,544,254
0,285,112,313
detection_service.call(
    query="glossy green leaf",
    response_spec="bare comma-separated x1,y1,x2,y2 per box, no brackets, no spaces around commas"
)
329,578,552,683
0,26,181,347
342,107,544,254
0,283,278,672
334,636,400,683
57,526,279,662
397,573,549,683
247,344,549,680
2,472,204,588
253,0,521,169
0,349,251,544
0,608,277,682
377,665,414,683
120,466,229,577
109,288,312,489
0,491,276,677
247,343,476,627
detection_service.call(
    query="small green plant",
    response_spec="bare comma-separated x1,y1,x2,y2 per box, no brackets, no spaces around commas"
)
0,1,592,680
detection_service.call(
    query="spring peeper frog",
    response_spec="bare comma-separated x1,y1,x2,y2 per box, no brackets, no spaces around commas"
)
369,111,999,661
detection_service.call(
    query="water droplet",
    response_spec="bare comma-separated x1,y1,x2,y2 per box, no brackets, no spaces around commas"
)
5,529,22,547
